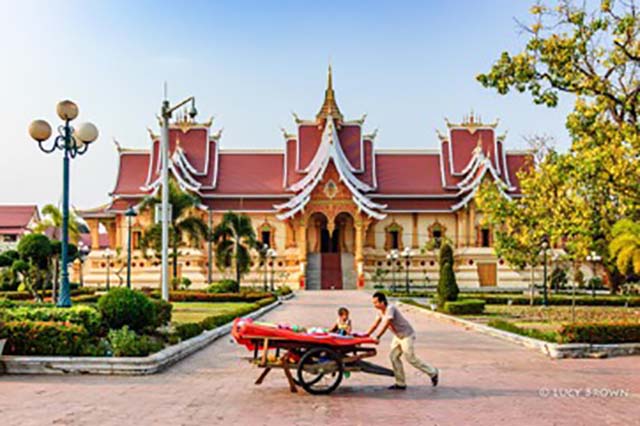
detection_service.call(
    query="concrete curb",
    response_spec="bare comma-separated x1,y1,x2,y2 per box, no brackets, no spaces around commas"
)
397,300,640,359
0,293,294,375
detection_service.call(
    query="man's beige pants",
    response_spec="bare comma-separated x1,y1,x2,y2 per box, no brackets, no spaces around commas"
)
390,334,437,386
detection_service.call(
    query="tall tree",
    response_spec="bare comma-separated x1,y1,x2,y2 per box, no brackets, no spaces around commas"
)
212,211,257,292
609,218,640,275
34,204,83,243
476,0,640,289
139,180,209,283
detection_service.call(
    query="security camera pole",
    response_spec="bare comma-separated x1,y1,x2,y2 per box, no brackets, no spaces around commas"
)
160,94,197,301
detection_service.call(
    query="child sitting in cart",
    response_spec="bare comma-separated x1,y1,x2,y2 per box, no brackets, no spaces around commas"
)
329,307,352,336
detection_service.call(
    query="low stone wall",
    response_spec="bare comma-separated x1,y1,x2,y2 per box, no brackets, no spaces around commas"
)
397,300,640,359
0,293,294,375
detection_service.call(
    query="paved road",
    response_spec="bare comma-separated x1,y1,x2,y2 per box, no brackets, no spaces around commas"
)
1,291,639,426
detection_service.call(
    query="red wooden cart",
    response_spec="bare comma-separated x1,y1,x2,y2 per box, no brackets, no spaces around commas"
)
232,318,394,395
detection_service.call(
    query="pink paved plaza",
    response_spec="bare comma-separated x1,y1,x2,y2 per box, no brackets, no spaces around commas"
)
1,291,638,426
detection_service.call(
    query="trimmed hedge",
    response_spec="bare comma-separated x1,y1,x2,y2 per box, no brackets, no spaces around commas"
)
175,322,204,340
487,319,558,343
442,299,485,315
558,322,640,344
0,305,102,335
0,320,89,355
0,288,96,301
149,290,273,303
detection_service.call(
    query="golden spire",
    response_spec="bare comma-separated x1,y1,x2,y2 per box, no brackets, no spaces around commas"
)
316,64,344,123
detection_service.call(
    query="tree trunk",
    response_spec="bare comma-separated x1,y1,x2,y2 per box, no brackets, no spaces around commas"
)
234,240,241,292
529,264,535,306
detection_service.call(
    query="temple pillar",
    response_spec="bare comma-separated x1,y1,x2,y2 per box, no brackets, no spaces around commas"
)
469,203,476,248
297,217,307,289
86,218,100,250
354,217,366,288
411,213,419,249
103,219,117,248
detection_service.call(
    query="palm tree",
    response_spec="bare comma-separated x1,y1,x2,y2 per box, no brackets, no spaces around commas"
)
34,204,83,243
212,211,257,292
139,180,209,283
609,219,640,275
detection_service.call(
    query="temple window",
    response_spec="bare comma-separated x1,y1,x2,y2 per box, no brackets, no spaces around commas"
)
261,230,271,248
258,222,275,249
384,222,404,251
390,231,400,250
481,228,491,248
428,222,447,249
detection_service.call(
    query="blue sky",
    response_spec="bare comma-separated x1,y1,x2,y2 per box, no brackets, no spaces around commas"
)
0,0,573,209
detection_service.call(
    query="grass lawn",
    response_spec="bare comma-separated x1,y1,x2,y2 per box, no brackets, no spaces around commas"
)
171,302,256,324
465,305,640,333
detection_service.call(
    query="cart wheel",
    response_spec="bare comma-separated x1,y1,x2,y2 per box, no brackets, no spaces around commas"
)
297,347,343,395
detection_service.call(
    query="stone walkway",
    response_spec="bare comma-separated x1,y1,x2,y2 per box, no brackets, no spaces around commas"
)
1,291,639,426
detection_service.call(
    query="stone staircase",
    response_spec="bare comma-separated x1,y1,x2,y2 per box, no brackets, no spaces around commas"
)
320,253,343,289
341,253,357,289
306,253,321,290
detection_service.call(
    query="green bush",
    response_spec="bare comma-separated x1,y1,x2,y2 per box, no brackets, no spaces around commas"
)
276,285,292,296
149,290,271,303
199,304,258,330
558,322,640,344
98,288,155,333
487,319,558,343
0,320,89,355
442,299,485,315
255,297,276,308
0,305,102,335
107,326,164,357
207,279,238,293
151,298,173,328
175,322,204,340
437,261,459,306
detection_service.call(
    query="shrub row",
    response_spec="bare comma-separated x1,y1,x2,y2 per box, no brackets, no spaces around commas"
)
382,290,640,307
174,297,276,342
557,323,640,344
0,305,102,335
0,288,96,300
487,319,559,343
148,290,273,303
0,320,90,356
442,299,485,315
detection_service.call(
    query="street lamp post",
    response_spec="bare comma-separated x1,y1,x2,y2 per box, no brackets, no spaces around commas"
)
540,235,549,307
402,247,412,294
78,242,90,287
104,248,113,291
387,249,399,293
267,248,277,292
29,100,99,307
125,207,137,289
159,95,197,301
586,251,602,298
261,244,269,292
207,209,213,285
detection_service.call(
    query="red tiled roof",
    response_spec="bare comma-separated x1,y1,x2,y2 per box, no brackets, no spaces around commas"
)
375,154,447,194
211,153,285,195
112,151,152,196
0,205,39,231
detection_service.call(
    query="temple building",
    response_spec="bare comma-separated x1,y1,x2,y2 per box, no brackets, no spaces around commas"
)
78,67,532,290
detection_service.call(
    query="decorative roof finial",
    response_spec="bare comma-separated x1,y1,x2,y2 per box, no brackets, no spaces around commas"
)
316,63,344,123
